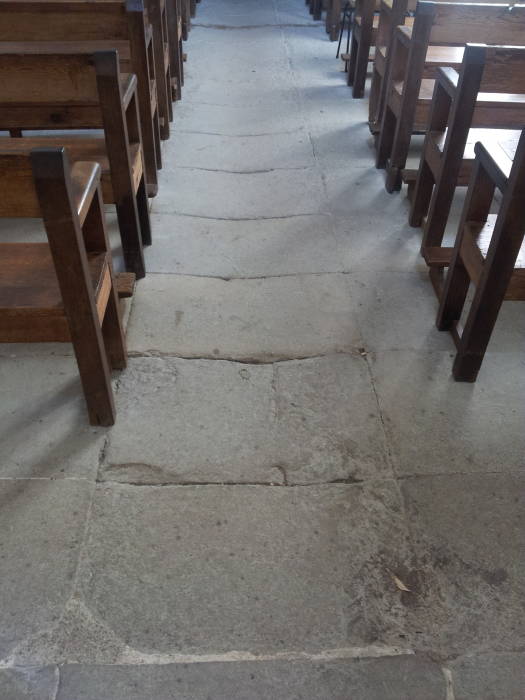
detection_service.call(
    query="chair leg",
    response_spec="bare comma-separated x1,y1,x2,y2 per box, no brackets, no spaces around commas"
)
375,104,395,169
409,157,434,227
352,37,370,98
347,34,358,86
136,176,152,247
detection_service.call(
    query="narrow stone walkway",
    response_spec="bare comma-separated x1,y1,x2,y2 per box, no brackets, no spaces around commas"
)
1,0,524,697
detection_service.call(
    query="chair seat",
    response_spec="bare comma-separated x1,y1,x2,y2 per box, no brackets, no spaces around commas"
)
0,136,143,201
0,243,111,341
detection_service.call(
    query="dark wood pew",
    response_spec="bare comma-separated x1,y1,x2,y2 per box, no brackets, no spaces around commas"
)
375,1,525,192
145,0,173,138
436,130,525,381
346,0,380,97
166,0,184,101
0,147,126,425
0,48,151,279
409,44,525,275
0,0,161,195
326,0,343,41
369,0,414,133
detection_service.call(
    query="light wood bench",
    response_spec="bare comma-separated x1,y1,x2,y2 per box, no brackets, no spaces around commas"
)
0,147,126,425
0,48,151,279
0,0,162,195
436,130,525,380
375,1,525,192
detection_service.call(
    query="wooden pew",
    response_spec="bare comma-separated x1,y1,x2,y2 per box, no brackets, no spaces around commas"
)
326,0,343,41
436,130,525,381
0,48,151,279
0,0,161,196
346,0,380,97
166,0,184,101
0,147,126,425
375,1,525,192
369,0,414,132
145,0,173,138
409,44,525,276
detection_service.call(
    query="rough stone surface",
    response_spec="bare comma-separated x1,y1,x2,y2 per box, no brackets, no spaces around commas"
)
57,656,446,700
126,273,361,359
450,653,525,700
150,166,326,218
144,212,343,277
102,355,391,484
0,480,93,661
401,473,525,656
0,667,58,700
78,482,411,656
370,351,525,476
0,355,106,478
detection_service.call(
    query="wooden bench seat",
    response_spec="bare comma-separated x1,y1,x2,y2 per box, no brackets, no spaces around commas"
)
0,136,143,204
0,148,126,425
435,130,525,380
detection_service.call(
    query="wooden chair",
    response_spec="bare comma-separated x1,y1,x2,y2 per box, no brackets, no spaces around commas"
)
166,0,184,101
346,0,380,97
375,1,525,192
368,0,414,132
0,48,151,280
409,44,525,277
0,0,161,195
0,147,126,425
436,130,525,381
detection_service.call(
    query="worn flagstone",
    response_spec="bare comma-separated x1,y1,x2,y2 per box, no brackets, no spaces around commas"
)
0,480,93,660
78,482,411,656
55,656,446,700
126,273,361,360
102,355,391,485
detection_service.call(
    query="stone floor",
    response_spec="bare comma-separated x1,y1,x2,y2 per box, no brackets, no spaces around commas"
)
1,0,525,697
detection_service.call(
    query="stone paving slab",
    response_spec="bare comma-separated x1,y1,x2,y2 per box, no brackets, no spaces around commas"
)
77,482,411,656
401,473,525,656
449,653,525,700
0,667,58,700
350,270,454,352
102,355,391,485
370,350,525,476
161,129,315,172
151,167,326,218
170,101,305,136
144,213,344,277
55,656,446,699
0,355,106,479
0,479,93,661
126,273,361,360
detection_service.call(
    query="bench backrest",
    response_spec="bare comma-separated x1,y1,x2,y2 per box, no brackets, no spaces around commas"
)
0,0,133,41
419,2,525,46
0,50,122,130
477,43,525,92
